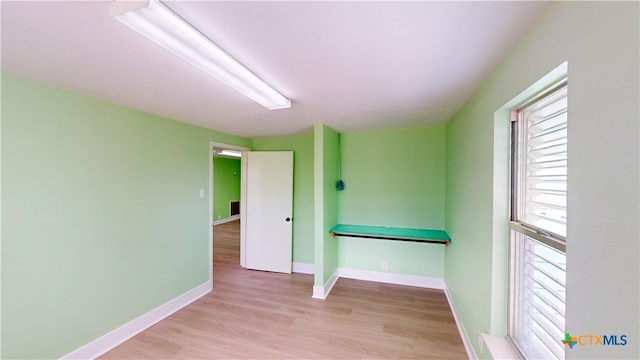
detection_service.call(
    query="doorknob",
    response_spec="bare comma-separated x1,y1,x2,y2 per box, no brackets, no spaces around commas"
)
285,217,291,222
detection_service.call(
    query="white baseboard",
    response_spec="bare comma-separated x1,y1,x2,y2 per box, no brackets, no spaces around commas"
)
213,214,240,226
326,270,474,360
338,268,446,290
312,285,325,299
312,267,445,299
61,281,212,360
292,262,314,274
444,285,477,360
325,270,471,359
312,268,339,300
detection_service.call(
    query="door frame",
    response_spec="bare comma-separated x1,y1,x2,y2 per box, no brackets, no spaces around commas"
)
209,141,250,285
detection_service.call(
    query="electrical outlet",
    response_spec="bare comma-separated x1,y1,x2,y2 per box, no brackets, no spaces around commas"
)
218,215,221,220
478,332,483,353
381,262,388,271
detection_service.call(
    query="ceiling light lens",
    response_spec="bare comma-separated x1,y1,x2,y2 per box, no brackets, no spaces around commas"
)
220,150,242,157
113,0,291,110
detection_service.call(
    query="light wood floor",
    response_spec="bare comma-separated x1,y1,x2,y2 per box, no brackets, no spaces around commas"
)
101,220,468,359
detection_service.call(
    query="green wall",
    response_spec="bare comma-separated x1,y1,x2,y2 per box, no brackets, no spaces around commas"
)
253,135,314,265
313,125,339,286
4,3,638,359
1,75,251,359
445,2,639,359
338,126,446,277
213,157,241,221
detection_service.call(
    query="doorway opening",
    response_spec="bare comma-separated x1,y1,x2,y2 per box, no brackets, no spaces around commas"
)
209,141,249,286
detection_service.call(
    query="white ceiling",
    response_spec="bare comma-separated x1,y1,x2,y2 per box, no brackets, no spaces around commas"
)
1,1,548,138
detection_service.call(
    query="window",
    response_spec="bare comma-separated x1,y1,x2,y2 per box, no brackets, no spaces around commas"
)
509,81,567,360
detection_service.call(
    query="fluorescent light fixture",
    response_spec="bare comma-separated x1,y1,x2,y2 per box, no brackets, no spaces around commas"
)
220,149,242,158
111,0,291,110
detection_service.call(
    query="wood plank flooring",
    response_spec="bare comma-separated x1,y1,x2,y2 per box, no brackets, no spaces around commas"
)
100,220,468,359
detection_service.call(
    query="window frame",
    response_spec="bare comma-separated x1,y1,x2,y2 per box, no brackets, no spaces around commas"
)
507,79,568,359
510,79,568,251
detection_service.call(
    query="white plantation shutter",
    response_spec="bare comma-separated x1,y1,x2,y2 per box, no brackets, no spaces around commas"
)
512,231,566,359
521,86,568,238
510,82,567,360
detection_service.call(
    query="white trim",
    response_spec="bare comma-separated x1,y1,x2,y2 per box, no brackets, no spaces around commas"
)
240,151,248,268
338,268,446,289
312,285,325,299
312,268,339,299
479,333,520,360
444,285,477,360
292,262,314,274
209,144,215,284
308,270,475,359
61,281,211,360
213,214,240,226
313,267,445,299
211,142,249,152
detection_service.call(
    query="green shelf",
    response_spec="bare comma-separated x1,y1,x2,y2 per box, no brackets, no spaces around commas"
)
329,224,451,246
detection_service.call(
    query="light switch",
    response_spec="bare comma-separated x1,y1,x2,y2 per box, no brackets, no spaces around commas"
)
199,189,205,198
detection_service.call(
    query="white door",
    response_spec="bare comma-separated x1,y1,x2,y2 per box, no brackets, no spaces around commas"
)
245,151,293,273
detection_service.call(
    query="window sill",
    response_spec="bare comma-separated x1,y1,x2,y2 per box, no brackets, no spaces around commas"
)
480,333,521,360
